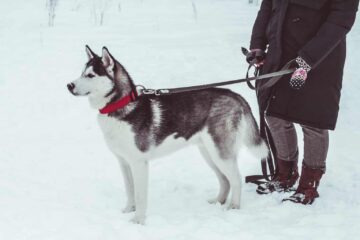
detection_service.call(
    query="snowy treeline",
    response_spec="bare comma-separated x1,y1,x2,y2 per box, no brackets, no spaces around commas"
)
46,0,114,26
46,0,260,27
90,0,112,26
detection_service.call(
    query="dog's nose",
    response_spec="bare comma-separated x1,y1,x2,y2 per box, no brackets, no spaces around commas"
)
67,83,75,92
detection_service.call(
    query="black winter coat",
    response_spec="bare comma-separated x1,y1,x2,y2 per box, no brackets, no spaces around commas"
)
250,0,359,130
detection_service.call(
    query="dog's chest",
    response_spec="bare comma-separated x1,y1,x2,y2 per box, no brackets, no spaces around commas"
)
97,114,201,160
97,115,139,158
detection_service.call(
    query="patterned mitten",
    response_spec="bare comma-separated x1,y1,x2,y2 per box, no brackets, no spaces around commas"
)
290,57,311,90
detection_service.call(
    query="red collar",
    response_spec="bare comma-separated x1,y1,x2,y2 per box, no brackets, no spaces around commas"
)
99,91,137,114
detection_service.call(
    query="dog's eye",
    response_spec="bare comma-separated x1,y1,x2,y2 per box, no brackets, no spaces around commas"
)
87,73,95,78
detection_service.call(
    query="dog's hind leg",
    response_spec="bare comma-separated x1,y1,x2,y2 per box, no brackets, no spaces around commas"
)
213,157,242,210
223,160,242,210
117,156,136,213
128,159,149,225
198,142,230,205
200,135,242,209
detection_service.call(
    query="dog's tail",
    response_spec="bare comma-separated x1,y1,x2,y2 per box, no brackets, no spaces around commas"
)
242,113,269,160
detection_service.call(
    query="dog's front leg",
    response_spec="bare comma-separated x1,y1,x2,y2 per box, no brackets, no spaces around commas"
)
129,159,149,225
117,157,136,213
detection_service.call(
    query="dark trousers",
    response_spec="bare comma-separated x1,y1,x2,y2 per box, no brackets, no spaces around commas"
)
265,115,329,171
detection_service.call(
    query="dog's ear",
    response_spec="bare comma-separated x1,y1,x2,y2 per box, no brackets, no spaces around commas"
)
85,45,97,60
102,47,115,71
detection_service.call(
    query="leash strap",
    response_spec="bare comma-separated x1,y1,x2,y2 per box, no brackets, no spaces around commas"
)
138,62,296,96
245,140,277,184
258,59,296,90
245,87,279,186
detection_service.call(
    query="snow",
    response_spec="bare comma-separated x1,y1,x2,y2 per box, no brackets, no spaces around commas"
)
0,0,359,239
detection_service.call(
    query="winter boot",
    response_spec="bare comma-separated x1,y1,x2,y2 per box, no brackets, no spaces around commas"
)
257,159,299,194
283,164,324,205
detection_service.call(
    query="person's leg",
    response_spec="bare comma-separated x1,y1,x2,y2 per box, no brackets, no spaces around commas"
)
302,125,329,171
265,115,299,162
284,125,329,204
257,115,299,194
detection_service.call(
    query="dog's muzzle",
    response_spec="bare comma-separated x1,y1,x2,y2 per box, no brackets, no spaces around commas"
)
67,83,90,96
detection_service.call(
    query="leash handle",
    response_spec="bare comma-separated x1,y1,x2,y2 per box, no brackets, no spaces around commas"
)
246,64,260,90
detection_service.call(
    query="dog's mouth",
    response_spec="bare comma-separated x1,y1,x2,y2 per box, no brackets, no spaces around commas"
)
69,91,90,96
68,89,79,96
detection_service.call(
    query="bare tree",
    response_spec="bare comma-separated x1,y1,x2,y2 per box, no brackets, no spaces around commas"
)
91,0,112,26
46,0,58,27
118,1,122,13
249,0,260,5
191,0,198,21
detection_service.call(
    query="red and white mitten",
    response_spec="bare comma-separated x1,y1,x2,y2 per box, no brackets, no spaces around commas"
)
290,57,311,90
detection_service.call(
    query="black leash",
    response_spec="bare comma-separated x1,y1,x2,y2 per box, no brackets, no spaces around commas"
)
137,62,296,96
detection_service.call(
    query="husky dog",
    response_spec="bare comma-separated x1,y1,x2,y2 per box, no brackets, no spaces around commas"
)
67,46,268,224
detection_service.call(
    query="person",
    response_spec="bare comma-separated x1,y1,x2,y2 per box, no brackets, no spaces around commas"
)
247,0,359,204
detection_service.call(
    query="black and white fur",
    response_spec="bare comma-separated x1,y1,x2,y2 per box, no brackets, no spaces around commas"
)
67,46,268,224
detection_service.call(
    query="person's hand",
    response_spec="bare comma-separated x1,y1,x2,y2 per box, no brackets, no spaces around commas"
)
246,49,266,67
290,57,311,90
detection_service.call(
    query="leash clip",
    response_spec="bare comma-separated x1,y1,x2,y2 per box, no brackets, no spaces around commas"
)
155,89,169,96
142,89,156,95
136,85,155,95
136,85,170,96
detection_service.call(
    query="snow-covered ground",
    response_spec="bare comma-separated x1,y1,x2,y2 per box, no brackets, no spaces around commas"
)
0,0,359,239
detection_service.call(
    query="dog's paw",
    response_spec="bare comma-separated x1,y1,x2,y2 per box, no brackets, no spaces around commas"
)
226,203,240,210
130,215,146,225
208,198,219,205
208,197,226,205
122,205,136,213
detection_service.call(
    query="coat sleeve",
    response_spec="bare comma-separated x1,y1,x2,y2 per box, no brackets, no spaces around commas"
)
250,0,273,50
298,0,359,69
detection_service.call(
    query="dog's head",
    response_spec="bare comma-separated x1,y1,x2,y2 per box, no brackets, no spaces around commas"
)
67,45,119,98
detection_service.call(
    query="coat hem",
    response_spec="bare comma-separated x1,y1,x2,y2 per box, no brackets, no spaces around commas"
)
265,112,336,131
